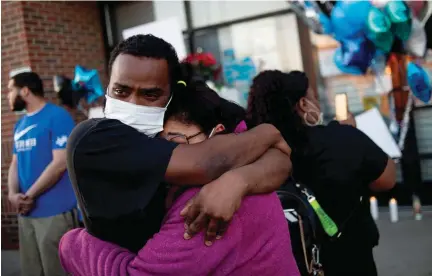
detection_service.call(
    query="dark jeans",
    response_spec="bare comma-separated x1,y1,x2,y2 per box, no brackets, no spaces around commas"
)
321,239,378,276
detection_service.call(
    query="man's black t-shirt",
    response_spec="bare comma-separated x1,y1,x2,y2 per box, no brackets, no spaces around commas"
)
293,122,388,248
66,118,178,253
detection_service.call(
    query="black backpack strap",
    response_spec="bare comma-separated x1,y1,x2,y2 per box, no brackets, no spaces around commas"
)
293,179,362,242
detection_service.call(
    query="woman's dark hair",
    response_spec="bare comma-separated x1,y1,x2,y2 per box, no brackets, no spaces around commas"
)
246,70,309,154
165,63,245,135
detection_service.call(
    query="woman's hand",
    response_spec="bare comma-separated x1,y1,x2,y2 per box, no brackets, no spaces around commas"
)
180,171,246,246
338,112,357,128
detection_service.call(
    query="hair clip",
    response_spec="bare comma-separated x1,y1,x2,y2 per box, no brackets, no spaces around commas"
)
177,80,187,87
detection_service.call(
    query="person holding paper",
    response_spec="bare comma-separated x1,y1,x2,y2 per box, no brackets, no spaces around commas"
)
246,70,396,276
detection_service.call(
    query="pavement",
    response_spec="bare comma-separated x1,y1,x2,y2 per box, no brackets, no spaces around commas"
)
374,209,432,276
2,209,432,276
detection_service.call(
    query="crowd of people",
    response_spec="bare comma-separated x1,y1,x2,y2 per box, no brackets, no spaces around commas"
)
7,34,396,276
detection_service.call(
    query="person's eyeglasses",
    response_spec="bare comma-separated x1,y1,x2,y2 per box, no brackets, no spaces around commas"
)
166,131,203,144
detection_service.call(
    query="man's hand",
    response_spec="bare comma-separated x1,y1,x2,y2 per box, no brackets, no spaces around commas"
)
20,194,35,215
273,136,292,156
180,172,247,246
8,193,34,214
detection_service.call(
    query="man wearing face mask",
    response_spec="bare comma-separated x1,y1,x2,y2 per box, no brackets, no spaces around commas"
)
7,72,78,276
66,34,292,253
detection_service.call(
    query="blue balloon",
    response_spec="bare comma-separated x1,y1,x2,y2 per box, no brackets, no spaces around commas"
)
407,62,432,103
73,65,104,104
319,12,333,35
370,50,388,73
331,1,372,40
334,37,376,75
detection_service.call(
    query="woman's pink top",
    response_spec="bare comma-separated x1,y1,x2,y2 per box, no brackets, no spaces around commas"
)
59,189,300,276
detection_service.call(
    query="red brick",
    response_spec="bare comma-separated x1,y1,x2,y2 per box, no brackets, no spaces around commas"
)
1,1,107,249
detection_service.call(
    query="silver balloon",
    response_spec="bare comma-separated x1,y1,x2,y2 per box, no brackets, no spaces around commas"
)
290,0,326,34
405,18,427,57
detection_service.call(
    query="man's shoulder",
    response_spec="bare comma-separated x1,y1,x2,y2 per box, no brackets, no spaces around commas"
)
45,103,72,118
68,119,143,151
73,118,122,133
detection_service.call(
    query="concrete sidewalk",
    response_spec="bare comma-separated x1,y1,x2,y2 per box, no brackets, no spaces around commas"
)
374,210,432,276
1,250,20,276
2,210,432,276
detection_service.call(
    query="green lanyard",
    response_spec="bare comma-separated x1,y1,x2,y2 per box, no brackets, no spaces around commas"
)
299,186,339,238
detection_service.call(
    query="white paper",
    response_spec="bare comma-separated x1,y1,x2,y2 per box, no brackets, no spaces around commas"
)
355,107,402,158
122,17,187,60
88,107,104,119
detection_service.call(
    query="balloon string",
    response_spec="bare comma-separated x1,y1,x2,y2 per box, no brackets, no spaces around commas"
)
78,105,89,118
397,91,413,152
370,60,387,94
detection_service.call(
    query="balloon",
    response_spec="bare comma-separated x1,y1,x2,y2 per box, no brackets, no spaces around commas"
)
330,1,372,40
366,7,394,52
73,65,104,104
407,62,432,103
334,37,376,75
290,1,329,34
370,50,388,73
385,0,412,41
405,18,427,57
406,1,425,17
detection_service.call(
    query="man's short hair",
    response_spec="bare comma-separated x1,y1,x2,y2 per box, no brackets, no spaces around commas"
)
12,72,44,97
109,34,181,85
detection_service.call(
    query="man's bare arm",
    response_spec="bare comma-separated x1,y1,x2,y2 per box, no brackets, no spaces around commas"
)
228,148,292,195
25,149,67,199
8,155,19,196
181,148,292,241
69,120,288,188
165,123,289,185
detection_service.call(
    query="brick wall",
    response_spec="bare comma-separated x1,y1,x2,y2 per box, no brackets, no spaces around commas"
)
1,1,107,249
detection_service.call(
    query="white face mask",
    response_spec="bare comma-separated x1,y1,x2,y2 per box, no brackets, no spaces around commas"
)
104,95,172,137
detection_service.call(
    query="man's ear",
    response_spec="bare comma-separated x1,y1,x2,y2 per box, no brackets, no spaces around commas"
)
20,87,30,97
213,124,225,135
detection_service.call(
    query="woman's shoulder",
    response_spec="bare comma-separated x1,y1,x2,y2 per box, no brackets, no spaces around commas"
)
309,121,362,145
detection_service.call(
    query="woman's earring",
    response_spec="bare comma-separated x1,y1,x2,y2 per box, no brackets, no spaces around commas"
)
303,111,320,126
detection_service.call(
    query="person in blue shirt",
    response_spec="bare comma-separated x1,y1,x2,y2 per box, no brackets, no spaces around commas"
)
7,71,78,276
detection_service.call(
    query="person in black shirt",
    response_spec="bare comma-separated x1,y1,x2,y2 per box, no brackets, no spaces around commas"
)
66,35,292,253
246,70,396,276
